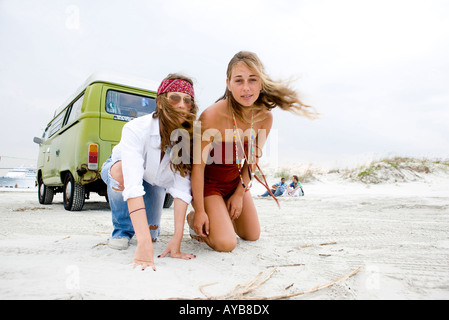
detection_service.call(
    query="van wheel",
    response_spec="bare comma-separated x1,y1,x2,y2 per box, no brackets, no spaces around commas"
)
38,176,54,204
163,193,174,209
63,173,85,211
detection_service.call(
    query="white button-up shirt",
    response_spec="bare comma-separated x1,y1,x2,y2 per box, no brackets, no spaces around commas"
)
111,113,192,204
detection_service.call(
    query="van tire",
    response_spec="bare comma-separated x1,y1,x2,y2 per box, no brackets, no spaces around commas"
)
38,175,54,205
63,173,85,211
163,193,174,209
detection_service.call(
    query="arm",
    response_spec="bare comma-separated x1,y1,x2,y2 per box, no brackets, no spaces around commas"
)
191,146,210,237
172,198,187,242
227,164,246,220
190,111,217,237
128,196,156,271
119,122,155,270
191,159,206,215
159,198,196,260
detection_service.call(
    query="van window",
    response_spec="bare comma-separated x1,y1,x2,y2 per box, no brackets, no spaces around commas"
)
48,111,66,137
105,90,156,120
66,94,84,125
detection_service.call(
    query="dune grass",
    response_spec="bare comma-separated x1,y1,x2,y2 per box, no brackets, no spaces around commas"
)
347,157,449,184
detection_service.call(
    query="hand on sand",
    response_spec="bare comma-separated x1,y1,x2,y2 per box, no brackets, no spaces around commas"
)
130,258,156,271
158,239,196,260
130,239,156,271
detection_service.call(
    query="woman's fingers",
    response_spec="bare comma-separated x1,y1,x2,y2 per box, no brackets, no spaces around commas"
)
203,217,210,236
130,259,156,271
171,252,196,260
194,215,209,237
158,251,196,260
158,248,169,258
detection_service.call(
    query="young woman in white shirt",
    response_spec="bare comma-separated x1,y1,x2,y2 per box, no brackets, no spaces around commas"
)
101,74,198,270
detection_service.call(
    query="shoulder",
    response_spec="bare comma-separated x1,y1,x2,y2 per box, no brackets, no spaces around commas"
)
261,110,273,126
199,100,228,128
255,109,273,131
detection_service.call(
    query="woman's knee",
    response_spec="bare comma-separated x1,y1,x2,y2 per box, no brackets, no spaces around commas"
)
240,231,260,242
110,161,124,185
209,235,237,252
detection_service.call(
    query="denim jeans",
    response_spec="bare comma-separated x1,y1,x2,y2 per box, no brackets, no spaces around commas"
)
261,188,285,197
101,157,166,241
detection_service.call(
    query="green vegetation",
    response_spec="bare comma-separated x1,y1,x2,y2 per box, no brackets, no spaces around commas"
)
347,157,448,184
274,167,317,183
268,157,448,186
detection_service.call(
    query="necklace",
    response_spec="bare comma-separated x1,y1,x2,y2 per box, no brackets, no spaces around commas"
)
232,111,256,191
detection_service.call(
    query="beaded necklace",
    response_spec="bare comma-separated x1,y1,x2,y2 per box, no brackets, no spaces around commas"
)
232,111,256,191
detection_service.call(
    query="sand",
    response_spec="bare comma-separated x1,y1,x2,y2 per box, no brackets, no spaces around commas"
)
1,171,448,300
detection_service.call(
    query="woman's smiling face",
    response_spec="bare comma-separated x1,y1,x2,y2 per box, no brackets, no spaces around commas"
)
227,62,262,107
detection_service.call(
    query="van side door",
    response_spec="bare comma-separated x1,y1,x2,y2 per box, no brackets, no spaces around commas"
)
41,110,66,185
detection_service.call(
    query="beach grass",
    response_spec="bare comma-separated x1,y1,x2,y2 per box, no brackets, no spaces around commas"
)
346,156,449,184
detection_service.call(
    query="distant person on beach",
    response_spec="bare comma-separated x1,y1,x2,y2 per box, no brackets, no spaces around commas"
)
100,74,198,270
260,177,288,197
188,51,317,252
287,175,304,197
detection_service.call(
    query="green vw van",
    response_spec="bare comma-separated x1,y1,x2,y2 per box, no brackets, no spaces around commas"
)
34,73,174,211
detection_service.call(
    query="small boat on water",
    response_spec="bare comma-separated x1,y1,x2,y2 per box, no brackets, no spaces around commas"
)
0,167,37,189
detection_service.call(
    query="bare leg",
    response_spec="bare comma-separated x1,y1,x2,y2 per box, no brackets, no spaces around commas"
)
110,161,124,191
188,192,260,252
231,190,260,241
189,195,237,252
205,195,238,252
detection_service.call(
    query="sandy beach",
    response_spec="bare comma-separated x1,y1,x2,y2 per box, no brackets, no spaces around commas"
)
1,161,449,300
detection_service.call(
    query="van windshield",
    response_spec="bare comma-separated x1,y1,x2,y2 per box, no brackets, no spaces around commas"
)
106,90,156,120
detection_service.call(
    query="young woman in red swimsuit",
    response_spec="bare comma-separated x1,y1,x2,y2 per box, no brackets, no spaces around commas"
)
189,51,316,252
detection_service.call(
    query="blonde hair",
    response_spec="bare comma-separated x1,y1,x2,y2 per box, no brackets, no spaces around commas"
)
154,73,198,177
217,51,318,123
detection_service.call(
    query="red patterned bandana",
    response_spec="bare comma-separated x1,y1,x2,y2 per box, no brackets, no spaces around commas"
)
157,79,195,99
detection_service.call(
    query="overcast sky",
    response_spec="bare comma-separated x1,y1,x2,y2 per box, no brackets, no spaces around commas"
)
1,0,448,170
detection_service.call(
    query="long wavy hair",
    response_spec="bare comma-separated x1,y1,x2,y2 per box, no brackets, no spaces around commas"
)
153,73,198,177
217,51,318,123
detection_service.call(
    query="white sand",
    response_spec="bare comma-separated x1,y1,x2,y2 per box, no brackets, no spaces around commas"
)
1,171,449,300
